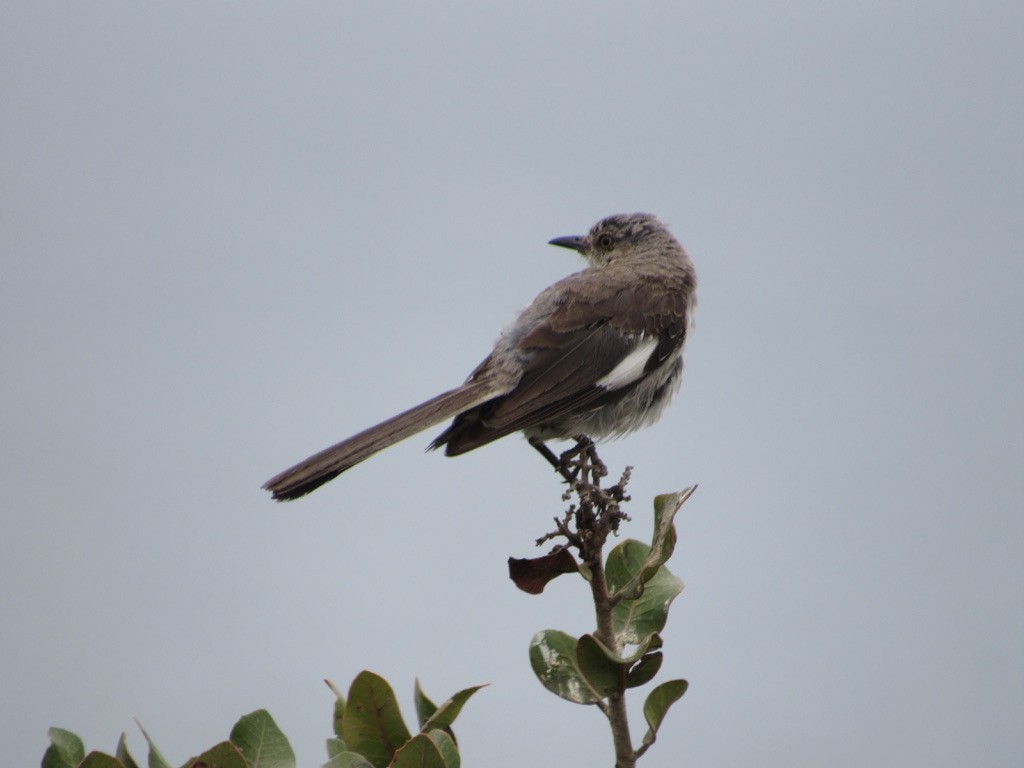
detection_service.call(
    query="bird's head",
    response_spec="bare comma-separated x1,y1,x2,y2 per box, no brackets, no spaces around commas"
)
548,213,680,267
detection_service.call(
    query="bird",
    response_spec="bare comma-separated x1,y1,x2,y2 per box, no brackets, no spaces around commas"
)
263,212,697,501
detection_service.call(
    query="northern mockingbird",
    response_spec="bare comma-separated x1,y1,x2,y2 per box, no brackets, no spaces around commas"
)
264,213,696,500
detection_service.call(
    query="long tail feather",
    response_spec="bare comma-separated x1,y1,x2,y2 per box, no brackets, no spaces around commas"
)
263,382,499,500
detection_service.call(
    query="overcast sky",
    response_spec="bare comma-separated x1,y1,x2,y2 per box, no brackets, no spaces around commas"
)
2,2,1022,766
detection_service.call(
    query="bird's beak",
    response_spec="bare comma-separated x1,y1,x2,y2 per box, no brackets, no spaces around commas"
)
548,235,587,253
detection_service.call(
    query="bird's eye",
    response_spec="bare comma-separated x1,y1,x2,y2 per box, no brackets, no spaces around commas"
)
596,233,615,250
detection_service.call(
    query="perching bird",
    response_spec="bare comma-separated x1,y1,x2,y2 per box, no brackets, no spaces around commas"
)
264,213,697,500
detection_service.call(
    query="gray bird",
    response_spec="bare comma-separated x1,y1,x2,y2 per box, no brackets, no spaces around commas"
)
264,213,697,500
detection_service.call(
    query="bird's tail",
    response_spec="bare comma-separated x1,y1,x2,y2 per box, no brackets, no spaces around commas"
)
263,381,499,501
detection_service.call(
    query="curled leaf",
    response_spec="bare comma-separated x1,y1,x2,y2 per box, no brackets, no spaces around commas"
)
508,549,579,594
642,679,689,747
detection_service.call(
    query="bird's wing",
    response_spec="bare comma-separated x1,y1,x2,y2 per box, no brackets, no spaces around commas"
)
434,276,689,454
490,309,683,429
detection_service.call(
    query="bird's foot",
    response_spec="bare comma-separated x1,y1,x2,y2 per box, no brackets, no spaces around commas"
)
557,436,607,487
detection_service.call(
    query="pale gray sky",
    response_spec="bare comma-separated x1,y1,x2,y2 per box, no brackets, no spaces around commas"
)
2,2,1022,766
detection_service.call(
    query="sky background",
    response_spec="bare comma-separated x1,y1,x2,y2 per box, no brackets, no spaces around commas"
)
2,1,1022,766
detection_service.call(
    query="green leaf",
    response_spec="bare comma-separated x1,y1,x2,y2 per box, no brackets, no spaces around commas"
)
608,487,694,602
606,541,656,603
588,632,660,666
607,540,684,644
326,738,348,758
625,651,663,689
412,679,437,730
185,740,248,768
420,685,487,732
134,720,172,768
528,630,603,705
325,679,345,738
533,630,665,704
116,733,141,768
322,753,375,768
389,735,446,768
43,728,85,768
641,679,689,747
651,488,695,555
79,754,125,768
425,731,459,768
229,710,295,768
575,635,625,698
342,671,413,768
578,632,666,694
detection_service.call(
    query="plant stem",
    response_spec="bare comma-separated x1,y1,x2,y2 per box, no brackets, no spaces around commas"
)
531,440,641,767
589,541,636,768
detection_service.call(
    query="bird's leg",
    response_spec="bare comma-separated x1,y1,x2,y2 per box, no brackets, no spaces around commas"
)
529,437,577,484
530,435,607,487
549,435,603,486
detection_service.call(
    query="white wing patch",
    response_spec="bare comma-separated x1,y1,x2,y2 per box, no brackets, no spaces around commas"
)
596,336,659,390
